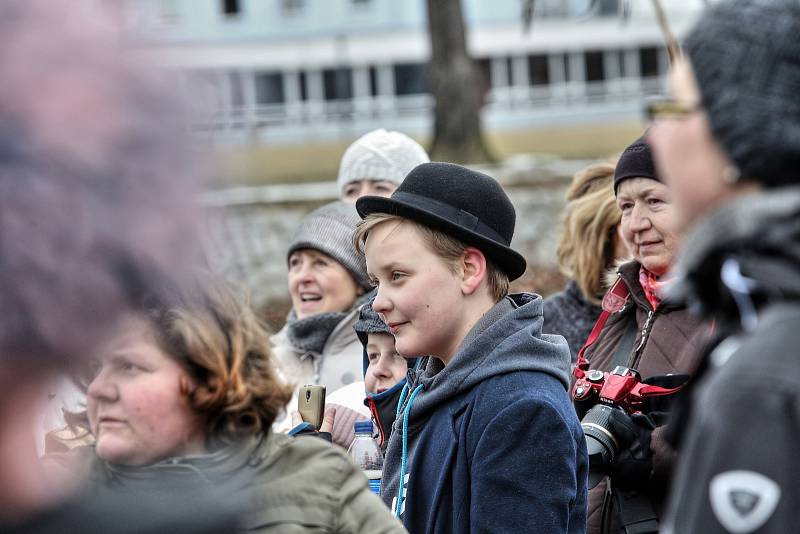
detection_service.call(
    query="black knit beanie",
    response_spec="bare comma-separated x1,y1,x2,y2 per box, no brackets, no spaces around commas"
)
685,0,800,188
614,135,660,194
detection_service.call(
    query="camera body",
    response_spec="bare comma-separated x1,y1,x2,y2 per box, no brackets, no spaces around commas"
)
572,365,650,418
571,365,685,487
570,277,689,487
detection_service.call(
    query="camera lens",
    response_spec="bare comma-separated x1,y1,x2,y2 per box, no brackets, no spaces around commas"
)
580,404,620,488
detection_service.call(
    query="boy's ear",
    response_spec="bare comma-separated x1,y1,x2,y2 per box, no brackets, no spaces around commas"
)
460,247,488,296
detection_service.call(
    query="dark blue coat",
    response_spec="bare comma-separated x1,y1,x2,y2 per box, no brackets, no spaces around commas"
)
381,294,588,533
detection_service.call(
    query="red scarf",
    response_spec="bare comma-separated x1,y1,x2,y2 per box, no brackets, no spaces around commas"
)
638,266,670,311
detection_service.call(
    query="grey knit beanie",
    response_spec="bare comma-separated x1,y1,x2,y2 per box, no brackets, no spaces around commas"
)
337,129,429,196
685,0,800,187
287,201,370,290
354,298,392,346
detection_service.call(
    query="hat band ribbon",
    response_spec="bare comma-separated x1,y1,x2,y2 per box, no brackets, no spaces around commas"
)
391,191,510,246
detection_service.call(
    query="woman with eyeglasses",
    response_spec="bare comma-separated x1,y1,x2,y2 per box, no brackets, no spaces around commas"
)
647,1,800,532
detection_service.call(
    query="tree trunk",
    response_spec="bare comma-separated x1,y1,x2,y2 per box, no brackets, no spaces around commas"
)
426,0,494,164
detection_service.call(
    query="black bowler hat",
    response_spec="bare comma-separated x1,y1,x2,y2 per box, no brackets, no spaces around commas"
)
355,162,527,281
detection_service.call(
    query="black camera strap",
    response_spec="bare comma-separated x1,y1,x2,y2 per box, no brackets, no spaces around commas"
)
605,321,661,534
611,318,639,370
613,487,659,534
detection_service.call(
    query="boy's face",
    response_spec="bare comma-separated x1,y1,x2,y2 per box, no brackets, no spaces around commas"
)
365,220,467,360
364,332,408,394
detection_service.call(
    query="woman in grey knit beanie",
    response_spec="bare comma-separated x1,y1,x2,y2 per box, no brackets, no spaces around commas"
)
271,201,373,447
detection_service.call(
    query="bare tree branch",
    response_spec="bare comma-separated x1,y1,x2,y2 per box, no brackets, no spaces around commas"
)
523,0,683,66
621,0,632,21
651,0,682,64
522,0,535,34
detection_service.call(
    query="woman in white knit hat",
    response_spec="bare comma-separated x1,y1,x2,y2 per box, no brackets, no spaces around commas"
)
338,129,429,203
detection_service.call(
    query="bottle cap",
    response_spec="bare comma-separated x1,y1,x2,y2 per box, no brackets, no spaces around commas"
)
354,420,373,434
368,478,381,495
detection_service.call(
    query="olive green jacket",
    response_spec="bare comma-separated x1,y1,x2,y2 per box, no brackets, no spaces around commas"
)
43,432,406,534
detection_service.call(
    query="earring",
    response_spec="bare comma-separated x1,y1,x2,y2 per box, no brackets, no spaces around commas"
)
722,165,741,184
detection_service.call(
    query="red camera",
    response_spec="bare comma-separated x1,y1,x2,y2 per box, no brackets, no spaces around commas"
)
572,366,677,415
572,360,690,488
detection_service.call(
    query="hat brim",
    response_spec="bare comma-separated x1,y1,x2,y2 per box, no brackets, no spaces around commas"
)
356,195,527,281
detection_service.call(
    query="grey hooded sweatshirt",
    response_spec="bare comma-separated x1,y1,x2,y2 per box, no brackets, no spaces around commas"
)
380,293,588,533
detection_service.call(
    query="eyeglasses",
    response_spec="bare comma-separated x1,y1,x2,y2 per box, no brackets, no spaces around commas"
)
644,97,700,121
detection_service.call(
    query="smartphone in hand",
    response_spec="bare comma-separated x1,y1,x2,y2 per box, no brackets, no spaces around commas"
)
297,385,326,429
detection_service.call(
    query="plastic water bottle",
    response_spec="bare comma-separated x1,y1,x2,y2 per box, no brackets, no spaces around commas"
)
348,420,383,495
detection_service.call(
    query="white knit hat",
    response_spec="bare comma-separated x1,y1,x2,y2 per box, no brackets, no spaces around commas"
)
337,129,429,196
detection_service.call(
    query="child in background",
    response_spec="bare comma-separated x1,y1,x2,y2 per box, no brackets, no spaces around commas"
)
354,299,418,451
289,300,416,453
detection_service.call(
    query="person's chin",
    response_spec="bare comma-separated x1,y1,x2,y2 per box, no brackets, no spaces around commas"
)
296,301,326,319
641,257,670,277
394,337,412,357
95,437,134,465
395,335,426,359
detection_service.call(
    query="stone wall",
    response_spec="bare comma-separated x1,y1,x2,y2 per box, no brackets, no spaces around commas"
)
201,157,597,319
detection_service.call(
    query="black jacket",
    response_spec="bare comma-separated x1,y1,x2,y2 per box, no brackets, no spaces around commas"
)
663,187,800,534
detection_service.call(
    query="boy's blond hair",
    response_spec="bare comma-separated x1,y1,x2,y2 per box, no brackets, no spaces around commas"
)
354,214,509,302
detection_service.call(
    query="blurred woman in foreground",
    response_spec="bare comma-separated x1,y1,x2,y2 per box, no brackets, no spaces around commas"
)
45,276,404,533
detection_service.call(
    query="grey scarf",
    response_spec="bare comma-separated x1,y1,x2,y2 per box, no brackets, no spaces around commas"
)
285,310,348,355
284,291,374,354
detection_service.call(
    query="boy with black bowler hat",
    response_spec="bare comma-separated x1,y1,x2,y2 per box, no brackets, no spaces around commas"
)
354,162,588,533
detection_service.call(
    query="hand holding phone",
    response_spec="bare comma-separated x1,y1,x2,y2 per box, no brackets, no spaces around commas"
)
297,385,326,429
